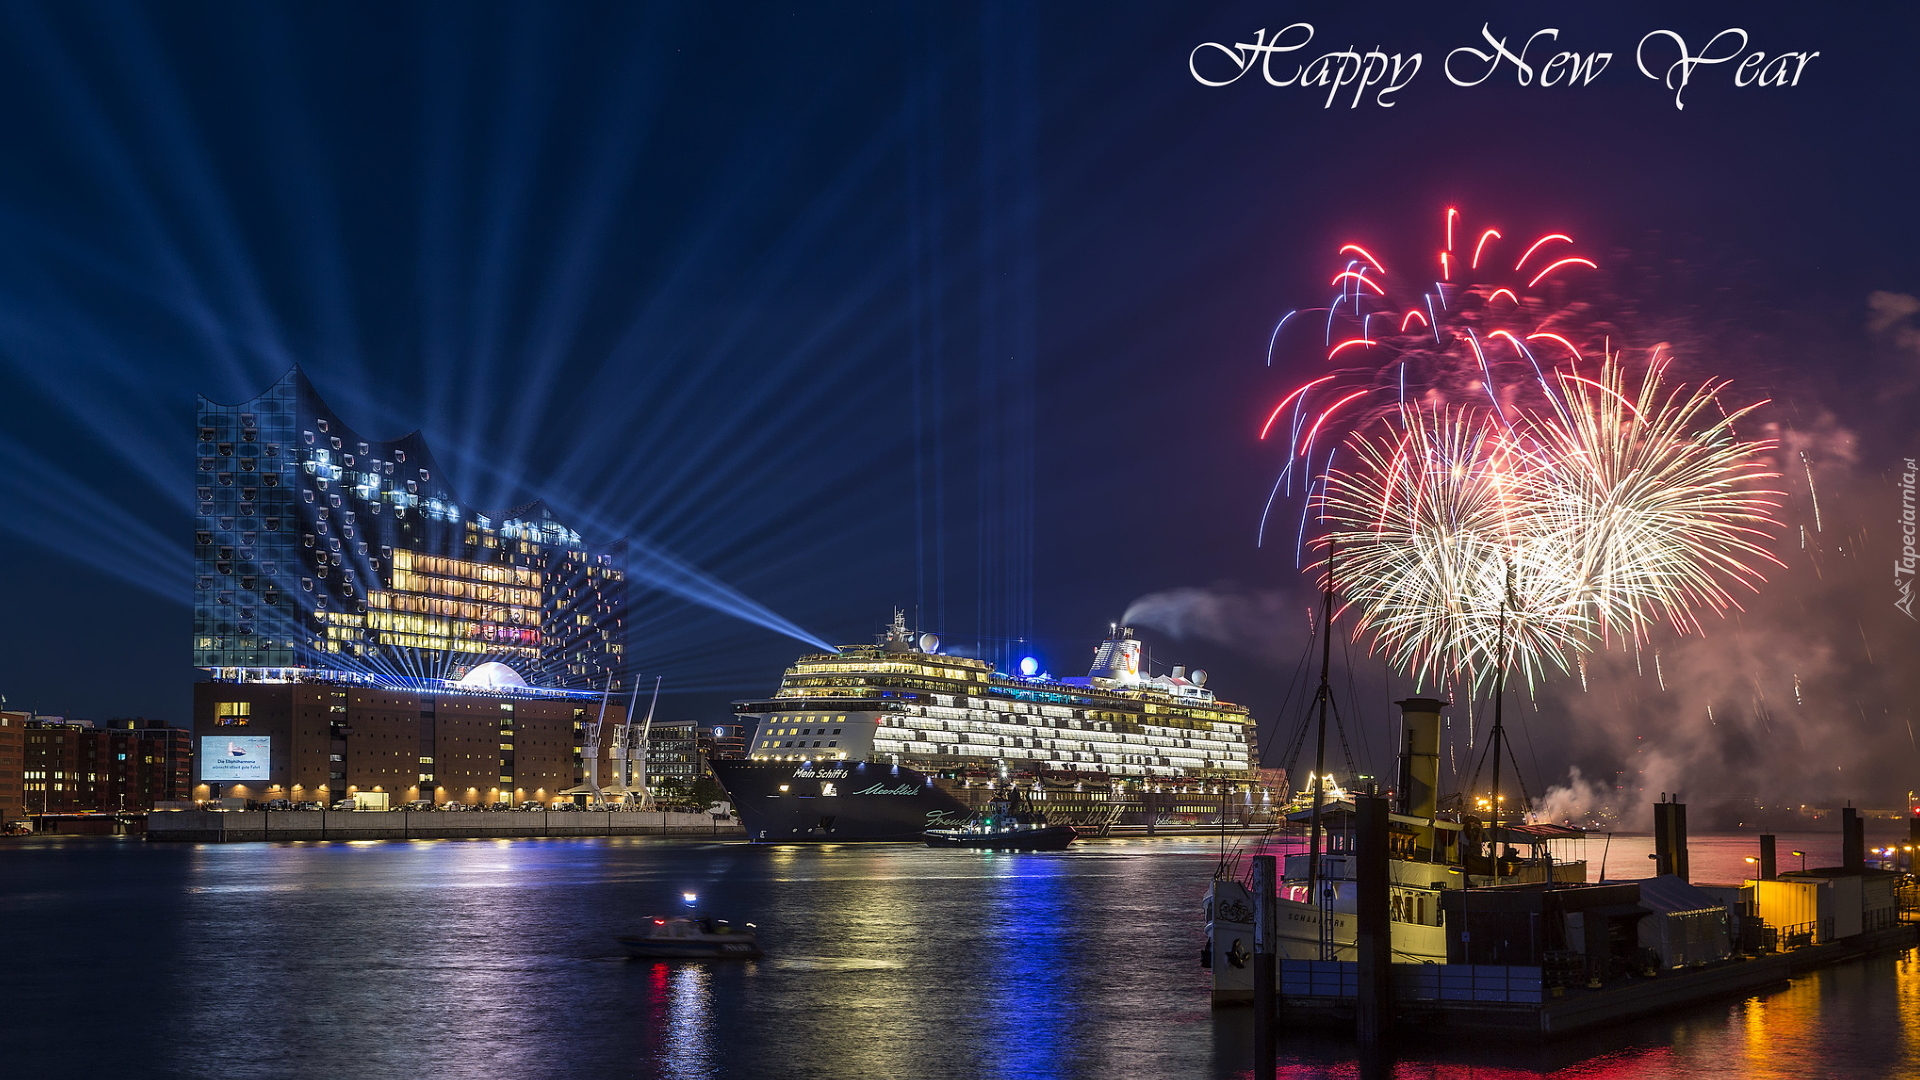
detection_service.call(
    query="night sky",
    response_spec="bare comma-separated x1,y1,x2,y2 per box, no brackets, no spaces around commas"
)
0,3,1915,813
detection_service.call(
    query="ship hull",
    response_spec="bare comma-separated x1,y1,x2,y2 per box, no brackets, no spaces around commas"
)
711,760,972,842
616,936,764,959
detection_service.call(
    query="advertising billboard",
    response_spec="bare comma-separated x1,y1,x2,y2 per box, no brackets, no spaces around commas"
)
200,736,272,782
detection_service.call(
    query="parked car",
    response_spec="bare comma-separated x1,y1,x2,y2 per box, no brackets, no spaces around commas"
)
518,801,547,811
330,799,358,811
402,799,435,811
264,799,293,810
486,801,513,812
292,801,326,811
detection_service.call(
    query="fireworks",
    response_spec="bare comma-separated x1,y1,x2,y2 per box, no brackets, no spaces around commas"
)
1258,209,1605,550
1264,209,1782,688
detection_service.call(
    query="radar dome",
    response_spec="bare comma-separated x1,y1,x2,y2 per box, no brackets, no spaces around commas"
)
456,662,527,690
1018,656,1040,677
919,633,940,653
1190,669,1208,687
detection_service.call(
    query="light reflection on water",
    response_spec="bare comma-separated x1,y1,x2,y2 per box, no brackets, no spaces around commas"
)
0,834,1914,1080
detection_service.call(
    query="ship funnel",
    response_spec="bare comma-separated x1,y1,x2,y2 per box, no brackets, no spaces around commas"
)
1394,698,1446,820
1088,626,1142,685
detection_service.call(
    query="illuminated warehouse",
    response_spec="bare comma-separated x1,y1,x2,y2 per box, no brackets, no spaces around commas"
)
191,368,634,806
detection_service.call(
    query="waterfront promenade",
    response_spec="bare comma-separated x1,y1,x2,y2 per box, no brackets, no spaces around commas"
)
147,808,743,842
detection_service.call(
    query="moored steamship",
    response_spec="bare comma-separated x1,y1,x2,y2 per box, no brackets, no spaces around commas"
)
710,612,1266,842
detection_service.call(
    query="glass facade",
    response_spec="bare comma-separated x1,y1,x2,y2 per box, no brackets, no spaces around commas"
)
195,368,625,692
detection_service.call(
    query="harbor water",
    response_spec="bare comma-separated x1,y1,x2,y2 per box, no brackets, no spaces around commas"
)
1,831,1915,1079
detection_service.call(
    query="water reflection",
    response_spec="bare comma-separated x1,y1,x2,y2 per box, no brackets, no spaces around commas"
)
1,835,1915,1080
980,853,1076,1079
639,962,715,1079
1238,948,1920,1079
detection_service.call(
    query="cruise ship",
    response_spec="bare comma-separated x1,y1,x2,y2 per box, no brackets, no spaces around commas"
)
710,612,1265,842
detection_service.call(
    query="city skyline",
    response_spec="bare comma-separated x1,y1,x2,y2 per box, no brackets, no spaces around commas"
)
0,6,1914,811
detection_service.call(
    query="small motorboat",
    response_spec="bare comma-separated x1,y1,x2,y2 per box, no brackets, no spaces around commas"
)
617,915,764,959
618,894,763,959
924,787,1078,851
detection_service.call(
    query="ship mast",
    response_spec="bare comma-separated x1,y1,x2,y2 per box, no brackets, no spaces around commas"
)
1305,537,1335,914
1487,561,1513,886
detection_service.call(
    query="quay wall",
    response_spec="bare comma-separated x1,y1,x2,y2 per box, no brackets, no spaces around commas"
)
147,809,743,843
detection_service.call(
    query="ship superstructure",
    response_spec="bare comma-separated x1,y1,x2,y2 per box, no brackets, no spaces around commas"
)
710,613,1261,842
738,612,1252,779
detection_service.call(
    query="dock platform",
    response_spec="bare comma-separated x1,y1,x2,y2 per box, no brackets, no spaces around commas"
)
1274,923,1919,1036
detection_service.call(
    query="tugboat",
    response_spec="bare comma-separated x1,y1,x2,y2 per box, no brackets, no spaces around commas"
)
923,787,1078,851
617,894,764,959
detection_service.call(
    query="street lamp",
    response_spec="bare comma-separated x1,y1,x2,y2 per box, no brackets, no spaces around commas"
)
1791,850,1807,872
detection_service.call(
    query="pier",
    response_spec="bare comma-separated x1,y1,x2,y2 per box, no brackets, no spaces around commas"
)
1274,922,1920,1036
146,808,743,843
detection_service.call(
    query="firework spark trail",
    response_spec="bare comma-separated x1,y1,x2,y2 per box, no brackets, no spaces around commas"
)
1262,208,1783,688
1256,208,1603,549
1319,357,1781,689
1532,359,1784,643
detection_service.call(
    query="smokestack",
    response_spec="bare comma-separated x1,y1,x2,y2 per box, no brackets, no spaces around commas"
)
1088,626,1142,685
1843,807,1865,872
1653,797,1690,882
1758,834,1776,880
1394,698,1446,820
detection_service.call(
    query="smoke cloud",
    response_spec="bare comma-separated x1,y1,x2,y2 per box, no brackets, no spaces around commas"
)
1533,766,1613,826
1526,292,1920,825
1122,585,1304,659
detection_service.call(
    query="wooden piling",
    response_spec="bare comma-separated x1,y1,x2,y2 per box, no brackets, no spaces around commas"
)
1252,853,1276,1080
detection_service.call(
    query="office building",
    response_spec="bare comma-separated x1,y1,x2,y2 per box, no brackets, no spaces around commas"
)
646,720,703,786
0,711,24,824
19,718,194,814
700,722,748,761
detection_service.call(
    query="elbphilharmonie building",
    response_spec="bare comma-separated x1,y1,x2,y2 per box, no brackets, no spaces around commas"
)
194,368,626,694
